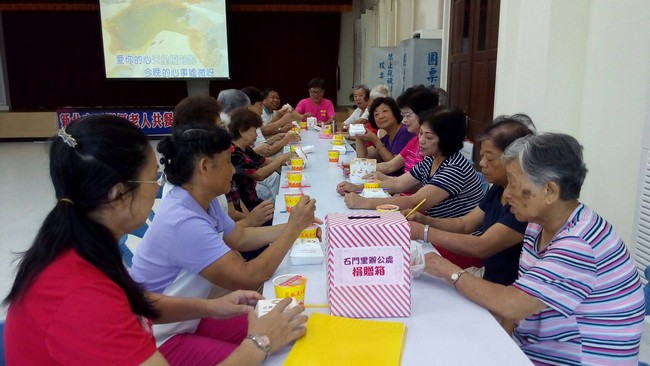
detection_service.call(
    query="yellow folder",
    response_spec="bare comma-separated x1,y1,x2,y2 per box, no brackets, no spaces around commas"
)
284,313,407,366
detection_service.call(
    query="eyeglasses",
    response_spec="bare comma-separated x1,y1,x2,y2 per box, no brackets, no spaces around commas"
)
400,111,414,118
309,89,324,95
128,173,166,187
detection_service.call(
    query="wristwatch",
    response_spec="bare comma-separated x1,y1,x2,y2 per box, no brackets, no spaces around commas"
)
450,269,466,288
246,334,271,358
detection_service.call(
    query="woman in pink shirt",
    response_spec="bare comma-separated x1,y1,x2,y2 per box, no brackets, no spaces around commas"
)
371,86,439,180
294,78,335,124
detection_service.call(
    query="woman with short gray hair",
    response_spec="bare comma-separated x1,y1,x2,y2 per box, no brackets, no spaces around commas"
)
423,132,644,365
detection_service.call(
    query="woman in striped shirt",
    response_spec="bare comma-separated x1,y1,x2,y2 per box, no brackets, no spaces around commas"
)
338,108,484,268
423,133,645,365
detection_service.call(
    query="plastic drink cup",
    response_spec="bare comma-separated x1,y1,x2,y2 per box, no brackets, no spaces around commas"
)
284,192,303,212
273,274,307,303
328,150,340,164
376,204,399,212
299,225,319,239
287,171,302,188
364,180,381,189
323,124,332,135
290,158,304,171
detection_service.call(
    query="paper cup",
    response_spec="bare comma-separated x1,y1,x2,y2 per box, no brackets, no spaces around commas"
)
376,204,399,212
273,274,307,302
291,127,301,134
299,121,308,130
323,125,332,135
284,192,303,212
299,225,319,239
332,139,344,146
364,180,381,189
328,150,340,164
290,158,304,171
333,133,344,142
287,171,302,188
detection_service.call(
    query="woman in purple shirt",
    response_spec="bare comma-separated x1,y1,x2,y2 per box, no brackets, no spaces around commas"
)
354,97,415,176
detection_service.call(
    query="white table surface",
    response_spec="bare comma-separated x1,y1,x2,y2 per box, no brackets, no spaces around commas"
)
263,131,532,365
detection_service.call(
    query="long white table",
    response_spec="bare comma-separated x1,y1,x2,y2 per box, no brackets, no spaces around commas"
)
263,130,532,365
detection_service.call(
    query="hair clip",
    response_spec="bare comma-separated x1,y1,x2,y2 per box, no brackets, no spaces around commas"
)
160,157,172,165
57,128,78,148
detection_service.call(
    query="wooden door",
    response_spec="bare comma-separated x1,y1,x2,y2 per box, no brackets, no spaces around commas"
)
448,0,500,163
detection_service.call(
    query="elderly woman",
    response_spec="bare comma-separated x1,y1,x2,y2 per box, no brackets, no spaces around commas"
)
338,108,484,269
423,133,645,365
342,85,370,129
229,108,291,211
354,97,414,174
408,119,534,285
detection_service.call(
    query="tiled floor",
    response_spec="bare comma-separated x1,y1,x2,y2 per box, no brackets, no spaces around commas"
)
1,141,649,363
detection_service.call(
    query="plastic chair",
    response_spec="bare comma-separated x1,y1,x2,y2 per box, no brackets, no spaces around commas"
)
119,181,163,268
0,319,5,366
476,171,490,195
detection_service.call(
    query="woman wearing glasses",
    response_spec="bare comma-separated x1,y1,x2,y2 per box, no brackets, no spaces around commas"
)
354,97,415,176
4,115,307,365
130,123,319,365
294,78,335,124
370,86,438,180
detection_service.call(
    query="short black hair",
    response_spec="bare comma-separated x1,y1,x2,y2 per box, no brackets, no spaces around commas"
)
229,108,264,140
173,95,222,128
158,124,232,187
420,108,466,156
308,78,326,90
480,119,534,152
396,85,439,115
262,87,280,99
367,97,402,130
241,86,264,105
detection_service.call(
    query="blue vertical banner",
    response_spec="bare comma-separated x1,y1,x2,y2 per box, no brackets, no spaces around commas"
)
369,46,402,96
399,38,443,93
57,108,174,135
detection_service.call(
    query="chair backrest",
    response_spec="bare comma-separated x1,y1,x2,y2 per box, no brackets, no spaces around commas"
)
0,319,6,366
476,171,490,195
643,266,650,315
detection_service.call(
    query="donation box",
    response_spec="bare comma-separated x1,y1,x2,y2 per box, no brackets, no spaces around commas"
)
325,212,411,318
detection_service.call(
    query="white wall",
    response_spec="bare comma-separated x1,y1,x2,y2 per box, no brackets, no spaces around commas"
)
494,0,650,246
338,11,356,106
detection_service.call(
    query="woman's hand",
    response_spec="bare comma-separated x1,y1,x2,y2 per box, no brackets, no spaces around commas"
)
287,196,323,230
363,171,388,181
402,210,427,224
408,221,425,241
343,192,366,209
336,181,359,196
280,152,292,164
423,252,459,280
205,290,263,319
247,200,274,226
285,131,301,143
247,298,308,354
355,130,379,143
